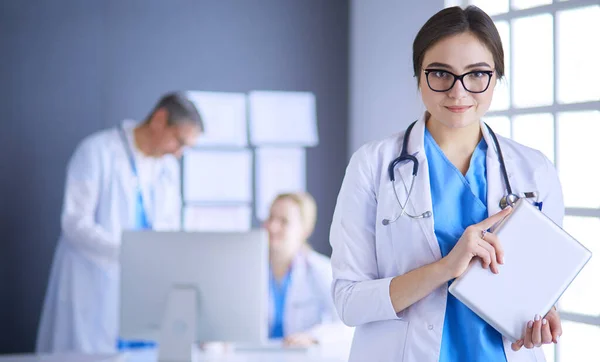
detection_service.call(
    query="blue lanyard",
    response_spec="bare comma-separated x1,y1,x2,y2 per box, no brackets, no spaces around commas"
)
118,126,152,229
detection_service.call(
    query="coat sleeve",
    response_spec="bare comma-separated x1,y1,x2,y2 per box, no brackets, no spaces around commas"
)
329,144,402,327
305,254,354,348
60,137,119,262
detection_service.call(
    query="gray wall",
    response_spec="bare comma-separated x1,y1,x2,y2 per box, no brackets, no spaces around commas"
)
0,0,348,353
349,0,444,154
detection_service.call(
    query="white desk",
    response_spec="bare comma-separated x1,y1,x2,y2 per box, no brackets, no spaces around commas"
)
0,349,347,362
0,355,115,362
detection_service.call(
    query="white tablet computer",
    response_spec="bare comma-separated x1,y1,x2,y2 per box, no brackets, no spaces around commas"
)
448,199,592,342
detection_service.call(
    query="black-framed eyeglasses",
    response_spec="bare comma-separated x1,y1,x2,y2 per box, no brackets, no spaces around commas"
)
423,69,494,93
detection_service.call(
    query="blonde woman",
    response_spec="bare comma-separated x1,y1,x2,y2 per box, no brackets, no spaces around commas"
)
264,192,351,349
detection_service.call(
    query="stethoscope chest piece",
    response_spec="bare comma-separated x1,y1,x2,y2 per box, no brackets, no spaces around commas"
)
499,193,519,210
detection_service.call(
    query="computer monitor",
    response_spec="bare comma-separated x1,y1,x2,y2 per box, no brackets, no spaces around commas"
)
119,230,269,351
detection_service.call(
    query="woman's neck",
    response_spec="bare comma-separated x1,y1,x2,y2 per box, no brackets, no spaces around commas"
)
426,115,482,175
270,245,303,281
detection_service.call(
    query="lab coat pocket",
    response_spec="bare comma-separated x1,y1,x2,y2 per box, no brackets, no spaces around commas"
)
349,319,409,362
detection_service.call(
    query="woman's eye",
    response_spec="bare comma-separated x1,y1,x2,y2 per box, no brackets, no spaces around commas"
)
433,71,448,78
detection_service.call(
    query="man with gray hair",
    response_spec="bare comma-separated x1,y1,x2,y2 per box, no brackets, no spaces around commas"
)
36,92,204,353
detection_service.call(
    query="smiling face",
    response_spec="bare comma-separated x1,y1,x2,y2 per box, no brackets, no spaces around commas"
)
419,32,497,129
264,197,306,255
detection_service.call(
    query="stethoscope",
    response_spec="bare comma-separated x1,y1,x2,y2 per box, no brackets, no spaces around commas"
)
382,120,519,226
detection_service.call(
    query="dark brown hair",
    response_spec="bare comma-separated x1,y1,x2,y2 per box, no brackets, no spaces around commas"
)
413,6,504,84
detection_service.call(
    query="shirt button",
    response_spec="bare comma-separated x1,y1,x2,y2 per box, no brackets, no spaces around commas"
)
428,325,434,330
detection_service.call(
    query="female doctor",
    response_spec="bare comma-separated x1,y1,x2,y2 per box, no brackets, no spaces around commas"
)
264,192,352,349
330,6,563,362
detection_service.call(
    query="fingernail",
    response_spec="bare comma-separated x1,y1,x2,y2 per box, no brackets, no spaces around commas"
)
528,321,534,328
556,335,560,343
535,314,541,321
543,319,547,325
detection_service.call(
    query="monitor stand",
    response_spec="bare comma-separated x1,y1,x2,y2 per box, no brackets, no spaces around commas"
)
158,285,198,362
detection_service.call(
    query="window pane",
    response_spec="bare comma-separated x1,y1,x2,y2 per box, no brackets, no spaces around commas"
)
469,0,509,15
557,111,600,208
482,116,511,138
512,14,554,108
512,0,552,10
558,216,600,316
557,5,600,104
557,321,600,362
512,113,554,163
490,21,510,111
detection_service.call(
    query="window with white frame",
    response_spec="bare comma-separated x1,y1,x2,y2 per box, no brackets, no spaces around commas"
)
446,1,600,361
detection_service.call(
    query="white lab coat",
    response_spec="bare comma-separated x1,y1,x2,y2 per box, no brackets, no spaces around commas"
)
36,120,181,353
330,114,564,362
268,249,353,352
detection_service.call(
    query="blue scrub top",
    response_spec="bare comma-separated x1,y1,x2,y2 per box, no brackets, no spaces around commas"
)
424,128,507,362
269,268,292,339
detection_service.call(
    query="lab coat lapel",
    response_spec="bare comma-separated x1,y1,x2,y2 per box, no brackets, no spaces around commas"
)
396,116,441,260
283,252,308,333
113,125,139,228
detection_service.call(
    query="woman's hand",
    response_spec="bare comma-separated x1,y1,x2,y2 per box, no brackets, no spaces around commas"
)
440,207,512,279
283,332,317,347
511,307,562,351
